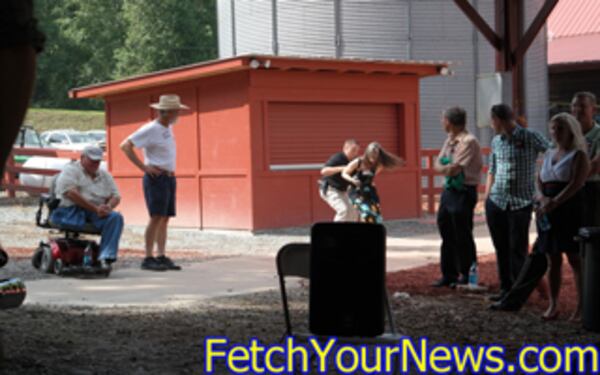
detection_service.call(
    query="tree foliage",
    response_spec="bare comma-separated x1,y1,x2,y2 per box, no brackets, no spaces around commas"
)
33,0,217,110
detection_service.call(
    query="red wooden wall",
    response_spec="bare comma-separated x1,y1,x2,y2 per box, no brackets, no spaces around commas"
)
248,70,422,230
106,72,253,229
103,68,423,230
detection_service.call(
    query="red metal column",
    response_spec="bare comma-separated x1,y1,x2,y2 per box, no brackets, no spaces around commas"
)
495,0,524,116
455,0,560,118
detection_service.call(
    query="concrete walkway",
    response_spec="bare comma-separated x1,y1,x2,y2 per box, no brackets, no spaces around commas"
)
25,257,279,307
24,223,510,307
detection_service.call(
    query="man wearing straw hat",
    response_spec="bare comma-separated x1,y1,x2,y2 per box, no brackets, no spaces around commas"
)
120,94,189,271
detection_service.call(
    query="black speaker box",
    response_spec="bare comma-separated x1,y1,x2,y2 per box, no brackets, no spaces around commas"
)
309,222,386,337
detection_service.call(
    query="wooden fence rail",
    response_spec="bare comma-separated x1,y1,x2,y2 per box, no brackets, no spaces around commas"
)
4,147,491,215
421,147,491,215
1,148,83,197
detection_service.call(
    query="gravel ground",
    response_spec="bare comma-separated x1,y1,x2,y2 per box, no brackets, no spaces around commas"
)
2,287,599,374
2,193,598,374
0,192,442,259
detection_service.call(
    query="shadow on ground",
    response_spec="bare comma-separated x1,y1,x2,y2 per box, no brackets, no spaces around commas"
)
2,272,599,374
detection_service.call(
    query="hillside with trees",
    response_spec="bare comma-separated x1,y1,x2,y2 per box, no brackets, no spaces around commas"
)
33,0,217,110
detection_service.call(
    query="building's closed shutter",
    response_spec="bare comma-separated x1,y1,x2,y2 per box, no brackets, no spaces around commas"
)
267,102,400,170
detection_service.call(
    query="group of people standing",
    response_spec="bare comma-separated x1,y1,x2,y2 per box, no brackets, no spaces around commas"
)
319,91,599,322
435,92,599,322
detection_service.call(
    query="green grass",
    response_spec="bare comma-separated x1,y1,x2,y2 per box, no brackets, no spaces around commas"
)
25,108,105,132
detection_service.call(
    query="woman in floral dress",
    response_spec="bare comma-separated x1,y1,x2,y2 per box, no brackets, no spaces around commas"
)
341,142,404,223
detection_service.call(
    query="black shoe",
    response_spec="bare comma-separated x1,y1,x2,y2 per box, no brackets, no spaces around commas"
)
489,300,521,312
156,255,181,271
431,278,456,288
488,290,509,302
99,260,112,272
141,257,168,271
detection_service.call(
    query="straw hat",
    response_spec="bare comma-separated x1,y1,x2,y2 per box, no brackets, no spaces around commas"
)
150,94,190,110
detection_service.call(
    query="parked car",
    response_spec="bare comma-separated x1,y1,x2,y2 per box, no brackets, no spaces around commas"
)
85,130,106,150
41,130,95,151
13,125,46,164
19,157,108,191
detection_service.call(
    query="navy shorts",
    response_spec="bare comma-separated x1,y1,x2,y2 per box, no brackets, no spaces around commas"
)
143,173,176,217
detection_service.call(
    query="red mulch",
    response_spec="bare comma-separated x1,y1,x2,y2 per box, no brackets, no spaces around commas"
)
387,254,578,314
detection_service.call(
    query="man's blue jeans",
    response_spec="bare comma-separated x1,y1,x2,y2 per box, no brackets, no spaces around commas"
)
50,206,123,261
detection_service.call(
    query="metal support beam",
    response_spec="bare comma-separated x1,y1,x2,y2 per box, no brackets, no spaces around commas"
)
454,0,503,51
495,0,507,70
513,0,559,63
495,0,524,115
453,0,557,117
509,0,524,116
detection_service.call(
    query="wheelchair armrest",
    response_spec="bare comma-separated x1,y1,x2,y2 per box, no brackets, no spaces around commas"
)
39,194,60,209
36,195,60,228
47,198,60,211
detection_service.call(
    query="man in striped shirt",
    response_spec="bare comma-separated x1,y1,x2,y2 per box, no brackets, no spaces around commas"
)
485,104,550,302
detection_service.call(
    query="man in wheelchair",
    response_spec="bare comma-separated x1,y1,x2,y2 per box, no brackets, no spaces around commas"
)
50,145,123,271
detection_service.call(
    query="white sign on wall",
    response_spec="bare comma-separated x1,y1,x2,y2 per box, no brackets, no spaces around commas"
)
476,72,512,128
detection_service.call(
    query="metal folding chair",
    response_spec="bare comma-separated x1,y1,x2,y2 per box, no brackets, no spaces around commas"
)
276,242,403,345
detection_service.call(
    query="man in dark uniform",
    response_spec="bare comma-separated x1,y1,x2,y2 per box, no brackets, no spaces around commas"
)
319,139,360,221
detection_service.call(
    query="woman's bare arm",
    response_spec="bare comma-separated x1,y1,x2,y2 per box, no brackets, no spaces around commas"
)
342,158,361,186
542,151,589,213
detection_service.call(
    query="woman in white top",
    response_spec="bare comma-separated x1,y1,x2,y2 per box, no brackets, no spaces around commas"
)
536,113,589,321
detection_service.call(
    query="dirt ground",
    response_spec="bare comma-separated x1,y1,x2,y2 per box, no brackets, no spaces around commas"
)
1,252,599,374
1,193,598,374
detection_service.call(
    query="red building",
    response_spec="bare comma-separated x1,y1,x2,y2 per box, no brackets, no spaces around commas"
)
70,55,445,230
548,0,600,109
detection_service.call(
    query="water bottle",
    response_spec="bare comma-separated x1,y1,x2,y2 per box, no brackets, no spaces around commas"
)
468,262,478,287
538,214,551,232
534,201,551,232
83,244,93,267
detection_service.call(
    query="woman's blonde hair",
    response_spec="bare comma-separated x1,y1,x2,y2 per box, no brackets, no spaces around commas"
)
361,142,403,170
550,113,587,153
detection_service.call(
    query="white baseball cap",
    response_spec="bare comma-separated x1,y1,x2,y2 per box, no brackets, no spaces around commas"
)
82,145,103,161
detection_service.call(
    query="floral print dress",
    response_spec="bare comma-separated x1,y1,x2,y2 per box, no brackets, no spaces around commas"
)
348,164,382,224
